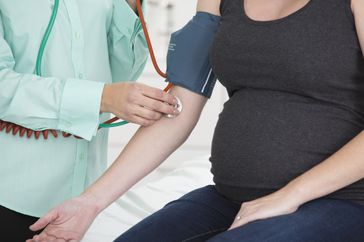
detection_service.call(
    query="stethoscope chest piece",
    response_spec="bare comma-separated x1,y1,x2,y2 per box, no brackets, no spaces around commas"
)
166,96,183,119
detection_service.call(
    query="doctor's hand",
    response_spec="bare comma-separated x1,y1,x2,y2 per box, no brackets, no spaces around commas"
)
26,195,99,242
229,188,301,230
101,82,179,126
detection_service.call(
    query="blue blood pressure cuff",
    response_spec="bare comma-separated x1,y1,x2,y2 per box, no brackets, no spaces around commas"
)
166,12,221,98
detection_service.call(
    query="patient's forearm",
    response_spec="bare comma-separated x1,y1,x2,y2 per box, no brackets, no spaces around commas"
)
284,131,364,205
83,87,207,212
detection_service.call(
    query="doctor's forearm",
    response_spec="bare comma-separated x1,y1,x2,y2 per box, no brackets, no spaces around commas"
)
283,131,364,206
83,87,207,212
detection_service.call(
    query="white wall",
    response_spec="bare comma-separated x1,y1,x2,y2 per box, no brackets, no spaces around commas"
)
108,0,228,166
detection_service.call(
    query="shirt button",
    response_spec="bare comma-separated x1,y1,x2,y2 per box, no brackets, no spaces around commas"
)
75,32,81,39
79,153,86,160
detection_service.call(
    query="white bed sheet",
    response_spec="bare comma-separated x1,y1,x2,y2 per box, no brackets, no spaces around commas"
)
82,155,213,242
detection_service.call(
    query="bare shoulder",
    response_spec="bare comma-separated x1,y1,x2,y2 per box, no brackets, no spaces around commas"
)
350,0,364,26
197,0,221,16
350,0,364,56
351,0,364,14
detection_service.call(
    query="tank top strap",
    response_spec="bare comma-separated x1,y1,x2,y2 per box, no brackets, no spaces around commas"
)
219,0,241,17
338,0,355,25
310,0,355,27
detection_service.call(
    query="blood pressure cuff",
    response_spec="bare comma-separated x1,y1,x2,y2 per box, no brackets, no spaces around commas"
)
166,12,221,98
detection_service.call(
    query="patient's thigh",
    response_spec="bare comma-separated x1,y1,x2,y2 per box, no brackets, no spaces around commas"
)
207,198,364,242
114,185,240,242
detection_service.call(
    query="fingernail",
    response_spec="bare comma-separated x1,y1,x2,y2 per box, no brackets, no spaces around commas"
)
174,109,180,114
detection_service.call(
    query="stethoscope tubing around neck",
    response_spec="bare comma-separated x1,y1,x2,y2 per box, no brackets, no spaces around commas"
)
35,0,60,76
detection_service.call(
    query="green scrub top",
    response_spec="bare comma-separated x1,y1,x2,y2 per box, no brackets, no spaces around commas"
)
0,0,148,217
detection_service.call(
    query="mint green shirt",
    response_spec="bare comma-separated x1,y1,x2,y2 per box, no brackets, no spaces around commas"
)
0,0,148,217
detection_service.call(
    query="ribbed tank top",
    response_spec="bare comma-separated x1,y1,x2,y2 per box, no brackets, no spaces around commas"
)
210,0,364,205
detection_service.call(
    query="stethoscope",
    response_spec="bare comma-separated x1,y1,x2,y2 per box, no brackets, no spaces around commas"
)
0,0,183,139
36,0,182,129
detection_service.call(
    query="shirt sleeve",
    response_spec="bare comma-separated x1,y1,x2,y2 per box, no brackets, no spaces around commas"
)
0,15,104,141
108,0,148,82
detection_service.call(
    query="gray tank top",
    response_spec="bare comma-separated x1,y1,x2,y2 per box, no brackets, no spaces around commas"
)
210,0,364,204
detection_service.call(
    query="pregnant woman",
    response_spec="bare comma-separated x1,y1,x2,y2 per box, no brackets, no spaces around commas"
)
28,0,364,241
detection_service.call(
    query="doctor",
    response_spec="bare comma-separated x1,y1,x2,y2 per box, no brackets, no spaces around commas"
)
0,0,178,240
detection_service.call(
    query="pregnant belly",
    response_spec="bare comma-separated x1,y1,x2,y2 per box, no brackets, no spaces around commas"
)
210,88,364,190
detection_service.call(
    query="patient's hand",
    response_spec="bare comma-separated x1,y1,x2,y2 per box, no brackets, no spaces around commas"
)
26,196,99,242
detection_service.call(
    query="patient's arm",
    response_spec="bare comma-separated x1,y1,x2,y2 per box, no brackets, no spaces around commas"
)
83,0,222,209
27,87,208,242
197,0,221,14
79,0,222,211
84,86,208,210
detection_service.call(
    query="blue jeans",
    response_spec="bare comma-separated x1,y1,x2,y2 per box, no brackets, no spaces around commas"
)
114,185,364,242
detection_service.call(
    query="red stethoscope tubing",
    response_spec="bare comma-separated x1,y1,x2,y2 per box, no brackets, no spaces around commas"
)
102,0,173,126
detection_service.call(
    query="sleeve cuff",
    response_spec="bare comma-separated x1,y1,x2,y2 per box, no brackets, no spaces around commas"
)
58,79,105,141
